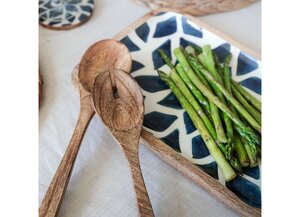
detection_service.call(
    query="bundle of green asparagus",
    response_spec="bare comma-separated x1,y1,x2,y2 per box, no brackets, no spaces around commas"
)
157,45,261,181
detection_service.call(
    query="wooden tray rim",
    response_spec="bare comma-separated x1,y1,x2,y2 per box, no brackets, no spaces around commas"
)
115,8,261,60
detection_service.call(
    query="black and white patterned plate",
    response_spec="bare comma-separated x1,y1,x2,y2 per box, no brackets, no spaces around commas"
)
120,11,261,208
39,0,94,30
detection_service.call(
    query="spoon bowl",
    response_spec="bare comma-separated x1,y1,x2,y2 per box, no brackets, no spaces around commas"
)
92,69,144,135
79,39,132,92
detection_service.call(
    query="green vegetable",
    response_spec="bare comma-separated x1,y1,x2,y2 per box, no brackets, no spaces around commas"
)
222,54,234,143
201,45,234,144
241,136,258,168
232,80,261,112
173,47,260,146
196,53,261,133
158,49,174,70
192,45,202,55
185,46,197,57
158,70,236,181
169,69,217,140
222,54,250,167
202,45,224,84
232,85,261,125
157,44,261,178
233,134,250,167
175,48,228,143
157,49,210,112
218,142,243,174
176,64,210,115
213,52,224,73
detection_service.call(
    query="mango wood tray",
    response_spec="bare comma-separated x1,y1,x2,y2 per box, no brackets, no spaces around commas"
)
82,8,261,216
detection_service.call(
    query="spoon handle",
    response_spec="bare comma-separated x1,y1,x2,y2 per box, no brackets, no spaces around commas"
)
124,148,155,217
39,105,94,217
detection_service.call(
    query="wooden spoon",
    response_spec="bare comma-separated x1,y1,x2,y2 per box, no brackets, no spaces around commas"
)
39,39,132,217
92,69,155,217
79,39,132,93
39,67,95,217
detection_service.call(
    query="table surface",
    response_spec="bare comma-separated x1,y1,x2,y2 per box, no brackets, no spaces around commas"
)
39,1,261,216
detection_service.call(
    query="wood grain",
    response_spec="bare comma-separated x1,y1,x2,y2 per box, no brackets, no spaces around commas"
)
79,39,132,93
39,69,95,217
92,70,154,217
135,0,258,16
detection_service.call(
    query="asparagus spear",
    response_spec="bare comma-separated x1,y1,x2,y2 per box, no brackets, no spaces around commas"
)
192,45,202,55
198,53,206,67
169,69,217,140
185,46,197,56
202,45,224,84
221,55,260,142
222,54,234,142
195,54,261,133
197,53,243,171
232,85,261,125
231,80,261,112
222,54,251,167
186,51,234,144
176,64,210,114
213,52,224,73
200,46,234,144
158,49,175,70
179,49,228,143
233,134,250,167
232,103,259,167
158,49,210,112
196,64,241,170
173,47,260,146
196,55,260,156
240,136,258,168
195,55,257,170
187,54,210,87
234,106,259,166
223,54,232,90
218,142,243,174
158,70,236,181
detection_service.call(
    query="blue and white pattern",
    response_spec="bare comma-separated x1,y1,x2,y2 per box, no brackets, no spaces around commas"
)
39,0,94,29
120,12,261,208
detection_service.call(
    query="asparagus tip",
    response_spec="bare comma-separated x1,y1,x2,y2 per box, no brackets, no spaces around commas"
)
157,70,166,78
225,53,232,65
240,161,250,168
157,48,164,55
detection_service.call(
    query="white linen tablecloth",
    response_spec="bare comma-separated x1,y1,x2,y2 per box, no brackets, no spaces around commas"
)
39,0,261,216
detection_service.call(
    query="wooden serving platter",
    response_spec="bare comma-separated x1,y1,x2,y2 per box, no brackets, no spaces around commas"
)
82,8,261,216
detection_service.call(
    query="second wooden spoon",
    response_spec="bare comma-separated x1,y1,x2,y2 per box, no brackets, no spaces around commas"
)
92,69,155,217
39,39,132,217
